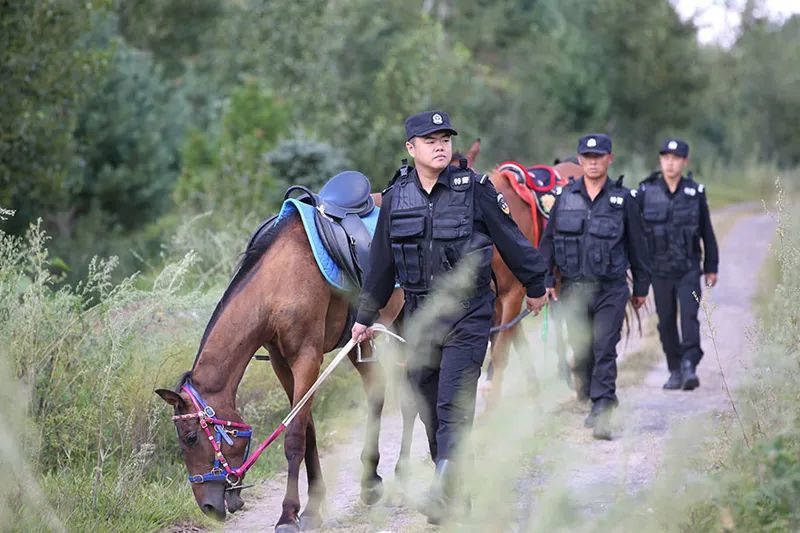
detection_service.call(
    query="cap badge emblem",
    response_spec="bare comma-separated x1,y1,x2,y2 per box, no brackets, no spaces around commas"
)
432,113,443,125
668,140,678,150
586,138,597,148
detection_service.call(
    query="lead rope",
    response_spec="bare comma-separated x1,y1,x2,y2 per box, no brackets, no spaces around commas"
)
233,324,405,478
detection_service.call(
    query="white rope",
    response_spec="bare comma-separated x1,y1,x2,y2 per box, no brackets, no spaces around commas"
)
281,325,405,427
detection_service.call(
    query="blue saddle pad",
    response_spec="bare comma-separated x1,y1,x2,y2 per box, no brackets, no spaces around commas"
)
276,198,380,291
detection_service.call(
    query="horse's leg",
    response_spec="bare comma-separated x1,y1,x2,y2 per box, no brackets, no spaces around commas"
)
276,351,322,533
395,371,418,479
487,285,526,407
299,415,325,529
511,323,540,397
271,349,326,529
352,350,386,505
551,301,573,388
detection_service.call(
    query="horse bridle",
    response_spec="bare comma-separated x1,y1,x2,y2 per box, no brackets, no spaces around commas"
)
172,382,253,488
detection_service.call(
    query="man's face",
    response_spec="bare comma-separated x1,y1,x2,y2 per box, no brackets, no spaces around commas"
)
578,152,613,181
659,153,688,180
406,131,452,172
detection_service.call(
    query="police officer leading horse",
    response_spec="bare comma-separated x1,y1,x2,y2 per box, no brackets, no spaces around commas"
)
539,133,651,440
351,110,549,523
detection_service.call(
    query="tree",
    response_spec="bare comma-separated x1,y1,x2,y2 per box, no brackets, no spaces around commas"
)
67,33,190,236
267,137,351,191
0,0,111,235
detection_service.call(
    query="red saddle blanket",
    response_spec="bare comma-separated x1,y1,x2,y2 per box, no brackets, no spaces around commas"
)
496,161,566,246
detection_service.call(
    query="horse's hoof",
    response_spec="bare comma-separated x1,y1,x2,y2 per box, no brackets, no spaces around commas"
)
299,513,322,531
360,478,384,505
275,522,300,533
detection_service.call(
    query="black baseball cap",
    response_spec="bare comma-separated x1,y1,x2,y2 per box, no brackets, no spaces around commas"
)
577,133,612,155
659,138,689,158
404,110,458,141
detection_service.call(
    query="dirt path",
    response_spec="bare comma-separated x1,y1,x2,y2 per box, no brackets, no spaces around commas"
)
221,205,773,532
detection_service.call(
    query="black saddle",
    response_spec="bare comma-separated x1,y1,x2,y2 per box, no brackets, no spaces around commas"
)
284,171,375,289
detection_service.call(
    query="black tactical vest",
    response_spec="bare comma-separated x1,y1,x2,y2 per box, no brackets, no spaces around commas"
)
388,167,493,294
551,178,628,282
640,177,701,277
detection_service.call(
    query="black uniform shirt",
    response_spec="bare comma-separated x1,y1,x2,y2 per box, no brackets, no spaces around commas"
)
635,174,719,274
539,176,651,296
356,166,548,326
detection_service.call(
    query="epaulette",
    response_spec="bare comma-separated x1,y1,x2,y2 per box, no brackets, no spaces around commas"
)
615,174,625,188
478,173,490,185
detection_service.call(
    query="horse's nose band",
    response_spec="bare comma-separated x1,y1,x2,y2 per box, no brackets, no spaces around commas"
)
172,382,253,486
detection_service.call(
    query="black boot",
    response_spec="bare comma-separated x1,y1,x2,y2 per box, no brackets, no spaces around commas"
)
419,459,453,525
663,370,683,390
590,398,615,440
584,401,601,428
681,359,699,390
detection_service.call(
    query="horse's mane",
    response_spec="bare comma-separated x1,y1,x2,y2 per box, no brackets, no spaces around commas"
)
190,213,293,371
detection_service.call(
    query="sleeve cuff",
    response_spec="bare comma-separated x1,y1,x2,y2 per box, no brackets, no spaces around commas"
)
632,279,650,298
355,308,379,327
525,281,546,298
703,264,718,274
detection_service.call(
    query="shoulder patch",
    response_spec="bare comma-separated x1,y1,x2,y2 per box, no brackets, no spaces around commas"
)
478,173,489,185
698,183,705,193
497,193,510,215
450,171,472,191
630,189,638,198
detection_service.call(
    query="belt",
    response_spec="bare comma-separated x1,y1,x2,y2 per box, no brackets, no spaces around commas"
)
563,277,627,290
405,285,491,311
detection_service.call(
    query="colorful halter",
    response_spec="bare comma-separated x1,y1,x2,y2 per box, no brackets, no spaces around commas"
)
172,382,253,487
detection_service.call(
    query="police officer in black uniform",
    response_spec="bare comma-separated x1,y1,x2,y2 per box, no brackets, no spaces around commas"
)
351,110,549,522
635,138,718,391
539,133,651,440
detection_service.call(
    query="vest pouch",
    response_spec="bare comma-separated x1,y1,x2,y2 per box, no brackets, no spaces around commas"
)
587,240,611,277
432,216,470,240
642,203,669,223
389,212,426,239
650,225,669,254
391,243,423,285
682,227,699,255
587,215,621,239
555,210,585,234
554,235,581,276
672,205,698,226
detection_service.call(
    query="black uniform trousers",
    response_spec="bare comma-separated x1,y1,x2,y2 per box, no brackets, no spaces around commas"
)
560,280,630,403
404,290,494,463
651,269,703,371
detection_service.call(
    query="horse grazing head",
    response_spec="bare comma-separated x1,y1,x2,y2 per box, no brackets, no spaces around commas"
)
155,375,248,520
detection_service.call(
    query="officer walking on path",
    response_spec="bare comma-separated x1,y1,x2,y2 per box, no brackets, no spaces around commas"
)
351,110,549,523
635,138,718,391
539,133,651,440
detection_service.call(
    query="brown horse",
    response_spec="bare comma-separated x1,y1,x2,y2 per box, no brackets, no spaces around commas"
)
156,212,405,531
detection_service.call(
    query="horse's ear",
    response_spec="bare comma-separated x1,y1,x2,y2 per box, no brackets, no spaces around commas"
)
155,388,185,408
466,138,481,167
